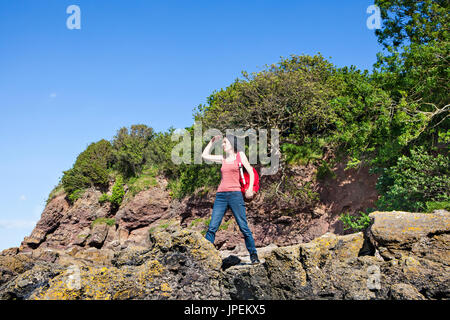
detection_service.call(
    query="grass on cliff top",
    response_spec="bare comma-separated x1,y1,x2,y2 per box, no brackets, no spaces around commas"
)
124,165,158,200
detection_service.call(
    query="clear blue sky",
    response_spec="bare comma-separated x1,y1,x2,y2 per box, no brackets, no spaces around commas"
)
0,0,383,250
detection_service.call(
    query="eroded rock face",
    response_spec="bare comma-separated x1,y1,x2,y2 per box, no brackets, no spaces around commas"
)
0,211,448,300
116,188,171,232
21,194,70,250
20,190,108,251
19,184,175,252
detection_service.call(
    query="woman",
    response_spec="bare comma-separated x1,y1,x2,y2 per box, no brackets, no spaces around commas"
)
201,134,260,264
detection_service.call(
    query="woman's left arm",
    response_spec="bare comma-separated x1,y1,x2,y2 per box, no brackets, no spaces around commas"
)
239,151,254,196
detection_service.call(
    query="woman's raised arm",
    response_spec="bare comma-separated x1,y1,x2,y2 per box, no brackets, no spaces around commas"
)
202,135,223,164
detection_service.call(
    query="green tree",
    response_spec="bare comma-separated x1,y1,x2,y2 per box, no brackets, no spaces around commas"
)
194,54,338,144
112,124,154,178
143,127,180,178
328,66,396,168
375,146,449,212
373,0,449,149
375,0,448,49
61,139,114,202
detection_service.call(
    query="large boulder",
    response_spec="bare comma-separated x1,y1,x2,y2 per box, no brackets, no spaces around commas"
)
87,223,109,248
368,210,450,262
367,210,450,299
116,188,171,232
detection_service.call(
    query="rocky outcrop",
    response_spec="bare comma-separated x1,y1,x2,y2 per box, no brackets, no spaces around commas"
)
19,183,176,252
116,187,171,232
21,190,109,251
21,194,70,249
368,210,449,262
1,210,448,300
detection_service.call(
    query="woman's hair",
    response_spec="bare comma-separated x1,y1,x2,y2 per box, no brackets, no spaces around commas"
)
225,134,244,154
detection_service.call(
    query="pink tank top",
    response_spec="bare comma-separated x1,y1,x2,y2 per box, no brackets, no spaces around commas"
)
217,152,241,192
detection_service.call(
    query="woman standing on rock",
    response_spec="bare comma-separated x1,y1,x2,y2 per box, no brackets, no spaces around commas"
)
201,134,260,264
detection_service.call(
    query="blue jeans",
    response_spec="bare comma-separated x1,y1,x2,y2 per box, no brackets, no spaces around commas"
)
205,191,257,255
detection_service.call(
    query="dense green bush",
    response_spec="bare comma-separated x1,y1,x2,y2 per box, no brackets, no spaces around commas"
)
281,137,326,166
328,66,397,168
425,201,450,213
112,124,154,178
375,146,449,212
194,54,338,142
97,175,125,208
167,164,221,199
61,139,114,203
110,175,125,207
143,128,179,178
193,51,442,172
98,193,110,204
316,159,337,181
67,189,86,204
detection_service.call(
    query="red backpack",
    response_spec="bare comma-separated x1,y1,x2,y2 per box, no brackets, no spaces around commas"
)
236,152,260,195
